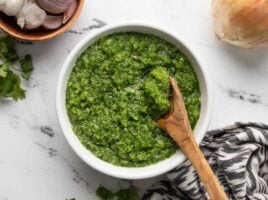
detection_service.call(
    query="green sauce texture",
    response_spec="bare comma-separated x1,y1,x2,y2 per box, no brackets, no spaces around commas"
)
66,33,201,167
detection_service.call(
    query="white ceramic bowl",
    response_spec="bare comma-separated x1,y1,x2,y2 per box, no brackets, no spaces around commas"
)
56,23,212,180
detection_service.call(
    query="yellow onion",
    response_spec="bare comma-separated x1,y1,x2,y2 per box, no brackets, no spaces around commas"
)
212,0,268,48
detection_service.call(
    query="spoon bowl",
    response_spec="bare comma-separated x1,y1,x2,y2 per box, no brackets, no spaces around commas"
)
0,0,84,41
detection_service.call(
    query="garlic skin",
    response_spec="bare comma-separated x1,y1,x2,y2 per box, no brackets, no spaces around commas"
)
212,0,268,48
16,0,46,30
63,0,77,24
42,15,63,30
0,0,25,16
37,0,74,14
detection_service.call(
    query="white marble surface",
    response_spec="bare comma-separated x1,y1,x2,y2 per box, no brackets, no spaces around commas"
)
1,0,268,199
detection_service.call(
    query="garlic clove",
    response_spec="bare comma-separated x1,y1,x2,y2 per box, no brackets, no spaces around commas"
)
0,0,25,16
16,0,46,30
63,0,77,24
42,15,63,30
37,0,73,14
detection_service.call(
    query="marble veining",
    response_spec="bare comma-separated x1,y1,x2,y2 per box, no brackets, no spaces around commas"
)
221,86,261,104
1,0,268,199
82,18,107,31
67,18,107,35
35,142,58,157
71,168,91,187
35,139,93,191
17,41,34,45
8,115,20,130
219,85,268,107
40,126,55,138
228,90,260,104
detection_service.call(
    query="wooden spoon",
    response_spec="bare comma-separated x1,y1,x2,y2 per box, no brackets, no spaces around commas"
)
157,77,228,200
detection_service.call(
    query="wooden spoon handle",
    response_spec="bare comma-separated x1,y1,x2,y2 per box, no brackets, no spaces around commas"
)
178,133,228,200
161,117,228,199
162,78,228,200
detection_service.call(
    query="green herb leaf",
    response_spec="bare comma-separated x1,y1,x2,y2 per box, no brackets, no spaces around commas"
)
96,185,115,200
0,36,34,101
114,188,139,200
0,61,10,78
0,36,18,62
96,185,139,200
0,71,25,101
20,54,33,80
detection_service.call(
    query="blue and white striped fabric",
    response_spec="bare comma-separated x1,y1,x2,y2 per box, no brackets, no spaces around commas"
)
142,123,268,200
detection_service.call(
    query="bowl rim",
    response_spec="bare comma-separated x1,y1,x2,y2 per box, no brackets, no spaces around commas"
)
56,22,212,179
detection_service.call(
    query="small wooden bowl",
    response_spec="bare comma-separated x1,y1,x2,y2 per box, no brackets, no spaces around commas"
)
0,0,84,42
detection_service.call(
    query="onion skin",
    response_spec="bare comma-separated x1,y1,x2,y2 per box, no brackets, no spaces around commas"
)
212,0,268,48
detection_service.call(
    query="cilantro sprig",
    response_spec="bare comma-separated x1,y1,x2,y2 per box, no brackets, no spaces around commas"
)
20,54,33,80
0,35,33,101
96,185,139,200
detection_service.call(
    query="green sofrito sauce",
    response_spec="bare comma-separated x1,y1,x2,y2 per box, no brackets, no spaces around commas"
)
66,33,201,167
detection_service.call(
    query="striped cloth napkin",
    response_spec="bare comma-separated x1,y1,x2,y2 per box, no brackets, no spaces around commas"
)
142,123,268,200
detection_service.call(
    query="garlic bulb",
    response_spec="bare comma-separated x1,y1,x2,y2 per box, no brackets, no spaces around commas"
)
37,0,74,14
0,0,76,31
16,0,46,30
212,0,268,48
0,0,25,16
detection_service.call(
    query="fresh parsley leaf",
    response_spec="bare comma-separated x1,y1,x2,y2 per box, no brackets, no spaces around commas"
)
0,36,33,101
96,185,139,200
96,185,115,200
20,54,33,80
114,189,139,200
0,36,18,62
0,61,10,77
0,71,25,101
